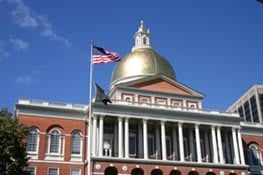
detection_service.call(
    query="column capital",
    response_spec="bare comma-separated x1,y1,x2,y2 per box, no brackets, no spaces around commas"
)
143,119,148,122
160,120,166,125
177,122,183,126
195,123,200,127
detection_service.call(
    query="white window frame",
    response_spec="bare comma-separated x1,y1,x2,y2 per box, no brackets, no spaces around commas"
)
157,100,166,108
188,102,197,109
25,166,36,175
48,167,59,175
71,130,83,161
71,168,81,175
45,129,64,160
249,144,262,167
141,98,149,107
26,127,39,159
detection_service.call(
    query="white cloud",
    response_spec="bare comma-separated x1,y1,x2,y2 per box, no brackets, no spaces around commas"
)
0,48,10,61
8,0,38,28
16,66,42,84
16,74,33,84
6,0,71,47
39,16,72,48
9,37,29,50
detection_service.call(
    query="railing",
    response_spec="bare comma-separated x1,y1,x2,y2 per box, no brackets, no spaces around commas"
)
111,99,239,117
18,99,87,110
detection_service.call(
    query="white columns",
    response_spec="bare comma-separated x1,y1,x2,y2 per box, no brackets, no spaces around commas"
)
143,119,148,159
118,117,123,158
124,118,129,158
211,126,218,163
237,128,245,165
178,122,184,162
98,115,104,157
172,126,178,160
195,124,202,163
232,128,240,164
92,115,97,156
161,121,167,160
217,127,224,163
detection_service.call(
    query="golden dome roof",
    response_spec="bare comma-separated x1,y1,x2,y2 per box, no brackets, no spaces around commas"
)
110,21,176,88
110,47,176,87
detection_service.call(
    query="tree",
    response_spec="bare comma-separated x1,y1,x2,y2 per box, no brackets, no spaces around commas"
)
0,108,29,175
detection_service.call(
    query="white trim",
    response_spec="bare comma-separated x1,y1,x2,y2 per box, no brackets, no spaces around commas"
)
48,167,59,175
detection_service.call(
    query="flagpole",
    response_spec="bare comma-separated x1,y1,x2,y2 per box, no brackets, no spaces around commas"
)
87,41,93,175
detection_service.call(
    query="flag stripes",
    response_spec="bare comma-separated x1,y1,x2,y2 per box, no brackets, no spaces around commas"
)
92,45,121,64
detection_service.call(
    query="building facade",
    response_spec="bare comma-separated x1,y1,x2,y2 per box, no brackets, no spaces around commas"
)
227,85,263,174
16,22,262,175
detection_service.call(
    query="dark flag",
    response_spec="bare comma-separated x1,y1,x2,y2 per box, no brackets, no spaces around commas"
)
95,83,112,105
92,45,121,64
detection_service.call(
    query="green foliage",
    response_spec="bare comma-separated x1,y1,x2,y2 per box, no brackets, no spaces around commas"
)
0,108,29,175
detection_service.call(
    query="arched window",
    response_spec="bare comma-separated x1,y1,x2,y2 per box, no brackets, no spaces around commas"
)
50,130,60,153
170,170,181,175
206,172,216,175
26,127,39,153
131,168,144,175
105,167,117,175
188,171,199,175
71,131,81,155
249,144,262,166
151,169,163,175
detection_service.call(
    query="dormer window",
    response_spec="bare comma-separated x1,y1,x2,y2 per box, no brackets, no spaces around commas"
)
171,99,183,109
122,93,134,104
141,99,148,106
187,101,198,109
125,97,131,102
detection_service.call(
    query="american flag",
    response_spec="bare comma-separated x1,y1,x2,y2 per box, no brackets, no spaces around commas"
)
92,45,121,64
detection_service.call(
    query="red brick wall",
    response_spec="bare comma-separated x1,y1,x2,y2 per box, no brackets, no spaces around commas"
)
92,161,248,175
18,114,88,175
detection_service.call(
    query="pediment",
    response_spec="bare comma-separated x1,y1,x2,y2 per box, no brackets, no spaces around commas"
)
120,74,204,98
130,78,191,95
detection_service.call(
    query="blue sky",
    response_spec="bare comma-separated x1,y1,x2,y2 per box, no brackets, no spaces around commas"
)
1,0,263,113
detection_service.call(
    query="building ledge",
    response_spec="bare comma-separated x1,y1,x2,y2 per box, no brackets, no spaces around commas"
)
92,156,249,169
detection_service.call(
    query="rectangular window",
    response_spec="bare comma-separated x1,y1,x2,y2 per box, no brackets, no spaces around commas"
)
259,94,263,114
48,168,58,175
183,137,189,160
71,168,81,175
155,97,167,108
129,133,136,155
250,95,259,123
26,166,36,175
171,99,183,108
148,135,155,157
138,95,151,106
166,137,172,158
244,101,251,122
238,106,244,119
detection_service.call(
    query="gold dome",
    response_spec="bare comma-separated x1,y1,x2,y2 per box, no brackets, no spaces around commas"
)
110,47,176,87
110,21,176,88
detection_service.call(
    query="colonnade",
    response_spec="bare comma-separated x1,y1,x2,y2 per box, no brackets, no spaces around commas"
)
91,115,245,165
